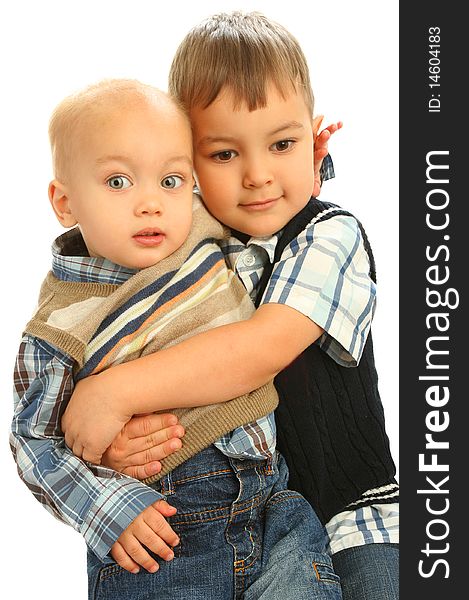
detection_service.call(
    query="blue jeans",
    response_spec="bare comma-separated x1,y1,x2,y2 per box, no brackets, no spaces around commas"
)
332,542,399,600
87,445,342,599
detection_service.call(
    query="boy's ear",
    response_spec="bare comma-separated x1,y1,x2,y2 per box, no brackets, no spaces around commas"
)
312,115,324,140
48,180,78,228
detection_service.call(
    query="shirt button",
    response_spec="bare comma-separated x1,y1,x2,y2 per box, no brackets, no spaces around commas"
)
243,254,256,267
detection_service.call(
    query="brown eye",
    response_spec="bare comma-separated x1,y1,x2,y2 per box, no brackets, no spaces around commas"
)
213,150,236,162
273,140,294,152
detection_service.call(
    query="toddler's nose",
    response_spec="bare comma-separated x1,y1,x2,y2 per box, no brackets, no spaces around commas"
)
135,194,163,215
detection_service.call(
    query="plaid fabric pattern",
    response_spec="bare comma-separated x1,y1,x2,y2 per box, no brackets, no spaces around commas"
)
11,337,162,560
221,214,376,366
52,228,137,285
326,502,399,554
320,153,335,183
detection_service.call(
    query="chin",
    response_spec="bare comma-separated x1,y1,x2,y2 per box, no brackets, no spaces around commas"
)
246,220,285,238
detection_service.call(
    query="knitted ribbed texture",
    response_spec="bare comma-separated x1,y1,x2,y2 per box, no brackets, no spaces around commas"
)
24,274,119,366
143,384,276,484
254,198,398,524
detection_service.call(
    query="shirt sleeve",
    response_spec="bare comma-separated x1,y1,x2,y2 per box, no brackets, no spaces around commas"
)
10,336,164,560
319,153,335,183
260,215,376,366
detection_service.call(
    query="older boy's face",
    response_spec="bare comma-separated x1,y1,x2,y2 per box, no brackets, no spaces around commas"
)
190,83,315,237
63,101,194,269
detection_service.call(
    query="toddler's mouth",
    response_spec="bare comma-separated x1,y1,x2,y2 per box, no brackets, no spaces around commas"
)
133,228,165,246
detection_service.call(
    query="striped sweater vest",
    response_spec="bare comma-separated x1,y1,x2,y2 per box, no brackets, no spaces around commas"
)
254,198,398,524
24,198,278,482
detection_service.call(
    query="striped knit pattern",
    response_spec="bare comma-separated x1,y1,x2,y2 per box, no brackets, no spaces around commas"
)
80,237,245,377
25,198,278,482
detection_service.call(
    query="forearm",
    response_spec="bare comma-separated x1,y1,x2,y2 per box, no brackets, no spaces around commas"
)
10,426,163,559
11,341,163,558
100,303,323,415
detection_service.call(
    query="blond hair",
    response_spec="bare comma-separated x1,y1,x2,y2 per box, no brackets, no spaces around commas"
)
49,79,185,182
169,11,314,114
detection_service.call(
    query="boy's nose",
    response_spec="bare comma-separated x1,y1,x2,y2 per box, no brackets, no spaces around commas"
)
242,163,274,189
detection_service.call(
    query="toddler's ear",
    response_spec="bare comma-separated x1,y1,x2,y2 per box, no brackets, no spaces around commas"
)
48,180,78,228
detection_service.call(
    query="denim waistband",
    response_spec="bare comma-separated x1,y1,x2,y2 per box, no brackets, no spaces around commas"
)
148,444,278,497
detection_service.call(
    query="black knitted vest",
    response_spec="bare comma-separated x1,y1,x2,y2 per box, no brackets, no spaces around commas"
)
254,198,398,524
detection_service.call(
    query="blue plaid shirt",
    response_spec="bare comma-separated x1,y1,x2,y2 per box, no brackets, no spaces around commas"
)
221,213,375,367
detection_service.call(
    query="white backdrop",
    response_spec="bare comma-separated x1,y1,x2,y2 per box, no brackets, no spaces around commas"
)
1,1,398,597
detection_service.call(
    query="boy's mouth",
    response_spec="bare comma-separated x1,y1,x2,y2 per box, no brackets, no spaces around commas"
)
133,228,165,247
240,196,281,211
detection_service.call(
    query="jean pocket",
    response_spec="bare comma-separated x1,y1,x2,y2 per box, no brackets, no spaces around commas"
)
310,553,342,586
90,563,145,600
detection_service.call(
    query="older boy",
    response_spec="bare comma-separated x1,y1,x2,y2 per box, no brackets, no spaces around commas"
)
168,17,399,600
11,78,341,600
62,12,399,600
170,13,399,600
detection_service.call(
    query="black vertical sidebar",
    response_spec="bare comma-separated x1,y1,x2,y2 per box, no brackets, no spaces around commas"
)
400,2,466,597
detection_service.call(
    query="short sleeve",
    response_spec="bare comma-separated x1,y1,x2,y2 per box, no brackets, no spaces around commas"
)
260,215,376,366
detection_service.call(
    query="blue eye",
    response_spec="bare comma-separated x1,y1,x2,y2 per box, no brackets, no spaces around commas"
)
107,175,132,190
161,175,184,189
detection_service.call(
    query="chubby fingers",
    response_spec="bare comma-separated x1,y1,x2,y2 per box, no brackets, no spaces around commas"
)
111,541,141,574
126,413,181,439
126,424,185,457
64,433,103,465
117,415,185,463
315,121,343,149
72,440,103,465
102,414,185,477
121,437,183,480
113,501,179,573
126,435,183,464
122,463,161,480
119,440,183,481
322,121,343,137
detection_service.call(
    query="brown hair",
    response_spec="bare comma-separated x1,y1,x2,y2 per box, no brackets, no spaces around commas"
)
168,11,314,114
49,78,187,182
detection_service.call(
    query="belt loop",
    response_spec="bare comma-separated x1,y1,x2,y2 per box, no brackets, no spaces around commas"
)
160,471,175,496
263,451,277,475
263,460,274,476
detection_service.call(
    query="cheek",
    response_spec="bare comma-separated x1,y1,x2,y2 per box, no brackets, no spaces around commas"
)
196,163,217,190
196,172,225,211
175,204,194,237
290,155,314,190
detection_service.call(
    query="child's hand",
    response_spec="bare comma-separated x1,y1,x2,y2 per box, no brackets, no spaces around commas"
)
102,414,185,480
62,371,133,464
111,499,180,573
312,116,343,197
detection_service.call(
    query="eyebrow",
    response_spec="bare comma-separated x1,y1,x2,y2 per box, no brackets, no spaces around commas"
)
198,121,305,147
269,120,305,136
94,154,193,169
162,155,193,169
95,155,131,165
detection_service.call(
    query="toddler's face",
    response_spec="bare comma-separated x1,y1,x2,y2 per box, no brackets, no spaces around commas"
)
190,83,315,237
59,101,194,269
